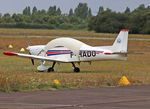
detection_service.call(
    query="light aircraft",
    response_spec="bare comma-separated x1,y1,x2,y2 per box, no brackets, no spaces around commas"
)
3,29,128,72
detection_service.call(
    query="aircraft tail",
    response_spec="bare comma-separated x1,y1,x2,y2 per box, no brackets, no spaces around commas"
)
112,29,128,53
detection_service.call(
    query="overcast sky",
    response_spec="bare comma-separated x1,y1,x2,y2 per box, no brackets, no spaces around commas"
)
0,0,150,15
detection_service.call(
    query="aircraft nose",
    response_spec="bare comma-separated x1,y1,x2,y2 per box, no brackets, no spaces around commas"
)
26,46,31,51
26,46,33,55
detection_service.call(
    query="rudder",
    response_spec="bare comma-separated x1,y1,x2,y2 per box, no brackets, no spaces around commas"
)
112,29,128,53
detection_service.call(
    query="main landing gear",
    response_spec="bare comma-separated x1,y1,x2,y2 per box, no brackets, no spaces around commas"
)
47,62,80,72
72,62,80,72
48,62,56,72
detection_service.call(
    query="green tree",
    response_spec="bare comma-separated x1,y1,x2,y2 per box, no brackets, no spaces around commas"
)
32,6,38,15
69,16,81,24
3,13,10,17
48,16,58,25
56,8,61,15
74,3,89,19
12,14,24,23
23,6,31,15
69,8,73,16
98,6,104,14
88,10,126,33
88,16,96,30
137,4,145,10
47,6,57,16
142,20,150,34
3,13,14,23
42,15,50,23
125,7,130,13
39,9,46,15
88,8,92,17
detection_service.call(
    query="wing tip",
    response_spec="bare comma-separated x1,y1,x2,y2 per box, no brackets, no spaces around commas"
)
3,51,18,56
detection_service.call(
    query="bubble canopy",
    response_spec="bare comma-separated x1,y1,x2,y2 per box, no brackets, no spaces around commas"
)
44,37,89,55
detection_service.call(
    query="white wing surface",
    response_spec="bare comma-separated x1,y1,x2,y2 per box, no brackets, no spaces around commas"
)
3,51,69,62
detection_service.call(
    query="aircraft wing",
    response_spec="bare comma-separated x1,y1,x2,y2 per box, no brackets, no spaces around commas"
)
3,51,69,62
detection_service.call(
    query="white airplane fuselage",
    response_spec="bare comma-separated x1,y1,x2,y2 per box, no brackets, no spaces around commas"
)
27,44,126,63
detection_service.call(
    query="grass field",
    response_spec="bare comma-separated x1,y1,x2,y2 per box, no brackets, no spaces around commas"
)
0,28,150,92
0,28,150,39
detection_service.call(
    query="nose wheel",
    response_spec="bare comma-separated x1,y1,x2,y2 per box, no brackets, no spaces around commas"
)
72,62,80,72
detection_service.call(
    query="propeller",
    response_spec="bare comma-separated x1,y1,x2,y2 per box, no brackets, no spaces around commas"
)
28,51,34,65
25,35,35,65
27,47,34,65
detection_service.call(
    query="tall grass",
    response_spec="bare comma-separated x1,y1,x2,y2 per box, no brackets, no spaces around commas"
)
0,71,149,92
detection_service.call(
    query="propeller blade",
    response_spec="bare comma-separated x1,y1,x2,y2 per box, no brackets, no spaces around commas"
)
25,35,30,47
28,51,34,65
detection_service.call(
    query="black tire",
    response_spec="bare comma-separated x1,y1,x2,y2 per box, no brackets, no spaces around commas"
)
74,67,80,72
38,70,44,72
48,67,54,72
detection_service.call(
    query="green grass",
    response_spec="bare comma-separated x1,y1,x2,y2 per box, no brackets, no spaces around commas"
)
1,52,150,92
0,30,150,92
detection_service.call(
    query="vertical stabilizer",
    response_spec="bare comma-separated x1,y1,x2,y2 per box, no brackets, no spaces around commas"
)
112,29,128,53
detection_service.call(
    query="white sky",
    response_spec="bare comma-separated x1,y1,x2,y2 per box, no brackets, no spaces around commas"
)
0,0,150,15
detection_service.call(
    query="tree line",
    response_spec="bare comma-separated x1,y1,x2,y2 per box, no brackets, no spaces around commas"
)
0,3,91,30
0,3,150,34
88,4,150,34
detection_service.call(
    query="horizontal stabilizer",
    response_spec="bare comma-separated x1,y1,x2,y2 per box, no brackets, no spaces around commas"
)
112,52,144,55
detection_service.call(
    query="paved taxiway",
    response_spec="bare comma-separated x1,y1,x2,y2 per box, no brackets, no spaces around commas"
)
0,85,150,109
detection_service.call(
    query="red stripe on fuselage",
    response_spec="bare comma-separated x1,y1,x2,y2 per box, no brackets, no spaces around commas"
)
46,51,70,54
104,53,112,55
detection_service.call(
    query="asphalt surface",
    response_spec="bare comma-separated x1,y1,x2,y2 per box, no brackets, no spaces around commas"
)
0,85,150,109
